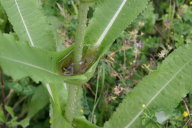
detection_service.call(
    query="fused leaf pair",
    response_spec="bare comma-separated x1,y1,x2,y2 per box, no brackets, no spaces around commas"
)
0,0,98,85
0,33,98,85
6,0,189,128
0,0,150,85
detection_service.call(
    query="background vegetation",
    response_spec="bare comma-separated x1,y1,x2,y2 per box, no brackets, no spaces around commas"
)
1,0,192,127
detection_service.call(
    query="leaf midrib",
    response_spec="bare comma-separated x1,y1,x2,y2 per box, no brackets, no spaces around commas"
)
95,0,127,46
124,59,192,128
14,0,34,46
0,55,58,75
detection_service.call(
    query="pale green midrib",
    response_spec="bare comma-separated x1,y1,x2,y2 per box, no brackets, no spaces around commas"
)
13,0,58,106
124,59,192,128
0,55,58,75
14,0,35,46
94,0,127,47
45,83,54,102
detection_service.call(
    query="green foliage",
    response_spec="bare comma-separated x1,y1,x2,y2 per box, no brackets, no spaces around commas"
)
81,0,95,2
1,0,192,128
50,99,73,128
0,108,5,122
0,33,58,83
73,117,101,128
1,0,56,50
104,44,192,128
6,77,35,95
0,33,98,85
0,0,150,85
42,83,75,128
85,0,149,56
27,86,49,119
0,3,7,31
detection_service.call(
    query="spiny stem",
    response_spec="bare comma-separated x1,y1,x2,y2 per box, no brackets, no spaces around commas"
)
73,2,90,73
65,2,90,123
65,84,82,123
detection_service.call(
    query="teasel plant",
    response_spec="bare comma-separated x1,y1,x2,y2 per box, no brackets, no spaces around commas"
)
1,0,192,128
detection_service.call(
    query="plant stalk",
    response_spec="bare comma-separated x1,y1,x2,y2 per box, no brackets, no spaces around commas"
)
73,2,90,73
65,2,90,123
65,84,82,123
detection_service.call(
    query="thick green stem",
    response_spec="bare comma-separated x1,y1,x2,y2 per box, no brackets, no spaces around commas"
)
65,2,90,123
65,84,82,123
73,2,90,73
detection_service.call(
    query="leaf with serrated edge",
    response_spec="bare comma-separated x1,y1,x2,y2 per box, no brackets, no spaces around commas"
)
0,33,97,85
85,0,149,56
0,0,56,50
104,44,192,128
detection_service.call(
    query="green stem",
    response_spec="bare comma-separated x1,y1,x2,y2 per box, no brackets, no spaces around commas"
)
73,2,90,73
65,2,90,123
65,84,82,123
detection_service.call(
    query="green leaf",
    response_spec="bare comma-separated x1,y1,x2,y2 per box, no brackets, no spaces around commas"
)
80,0,96,2
17,118,30,128
0,107,6,122
73,117,101,128
46,83,68,112
50,101,73,128
46,83,73,128
0,0,56,50
6,77,35,95
5,106,15,118
18,85,49,128
0,33,97,85
103,44,192,128
0,33,59,83
27,85,49,118
0,3,7,31
85,0,149,56
52,83,68,113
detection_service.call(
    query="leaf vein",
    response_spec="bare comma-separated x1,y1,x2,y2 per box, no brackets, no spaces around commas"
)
14,0,35,46
0,56,58,75
125,60,192,128
95,0,127,47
